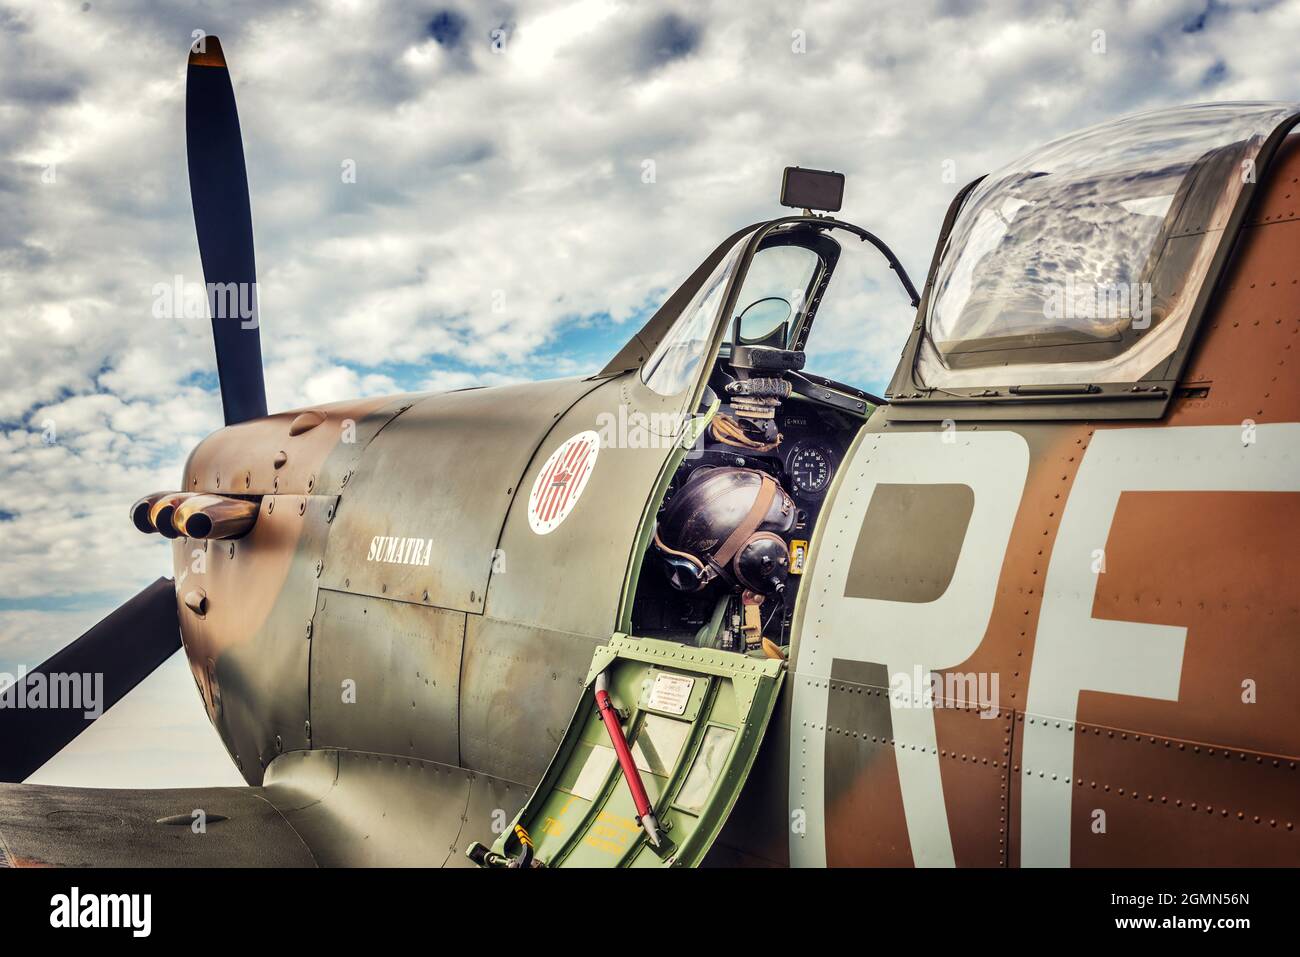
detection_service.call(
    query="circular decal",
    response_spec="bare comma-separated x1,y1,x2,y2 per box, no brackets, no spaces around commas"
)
528,430,601,535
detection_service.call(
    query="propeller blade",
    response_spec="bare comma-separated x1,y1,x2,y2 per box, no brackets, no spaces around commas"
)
186,36,268,425
0,578,181,782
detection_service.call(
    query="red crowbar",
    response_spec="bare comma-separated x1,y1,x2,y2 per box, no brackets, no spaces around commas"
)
594,671,662,848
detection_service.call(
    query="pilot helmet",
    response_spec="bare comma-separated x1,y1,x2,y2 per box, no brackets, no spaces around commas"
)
652,466,795,595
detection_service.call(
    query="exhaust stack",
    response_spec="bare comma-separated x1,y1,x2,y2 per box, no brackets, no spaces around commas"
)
129,492,174,534
174,494,260,540
146,493,196,539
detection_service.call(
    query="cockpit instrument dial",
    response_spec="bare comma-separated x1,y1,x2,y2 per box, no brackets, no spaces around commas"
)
788,444,832,496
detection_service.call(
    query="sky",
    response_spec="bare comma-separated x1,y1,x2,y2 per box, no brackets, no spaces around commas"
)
1,0,1296,789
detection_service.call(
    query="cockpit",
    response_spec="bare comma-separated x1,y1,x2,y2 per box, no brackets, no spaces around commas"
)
627,214,900,658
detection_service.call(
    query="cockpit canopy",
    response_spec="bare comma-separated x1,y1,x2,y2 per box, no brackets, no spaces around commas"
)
918,102,1299,389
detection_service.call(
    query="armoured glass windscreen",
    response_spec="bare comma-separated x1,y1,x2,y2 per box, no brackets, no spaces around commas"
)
729,243,823,341
917,102,1298,389
641,236,750,397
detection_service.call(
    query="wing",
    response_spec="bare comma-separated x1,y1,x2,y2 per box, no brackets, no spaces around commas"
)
0,782,317,867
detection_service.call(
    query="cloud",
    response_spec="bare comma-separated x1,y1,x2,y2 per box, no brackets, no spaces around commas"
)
2,0,1298,785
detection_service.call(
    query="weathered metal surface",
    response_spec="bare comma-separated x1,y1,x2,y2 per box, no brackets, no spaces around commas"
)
262,748,512,867
486,374,691,637
458,615,600,787
308,589,464,765
447,770,532,869
819,660,913,866
172,494,335,783
167,393,418,787
843,483,974,603
319,378,600,615
0,782,315,867
183,393,416,498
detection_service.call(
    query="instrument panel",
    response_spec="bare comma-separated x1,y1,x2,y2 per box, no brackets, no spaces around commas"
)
777,409,846,507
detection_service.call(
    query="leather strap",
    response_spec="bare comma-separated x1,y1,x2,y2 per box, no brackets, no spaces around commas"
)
711,473,778,573
654,527,706,568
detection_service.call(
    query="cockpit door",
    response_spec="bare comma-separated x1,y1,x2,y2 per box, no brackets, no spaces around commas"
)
471,635,784,867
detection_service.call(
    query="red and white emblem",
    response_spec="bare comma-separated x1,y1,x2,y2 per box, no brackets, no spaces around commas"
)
528,430,601,535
